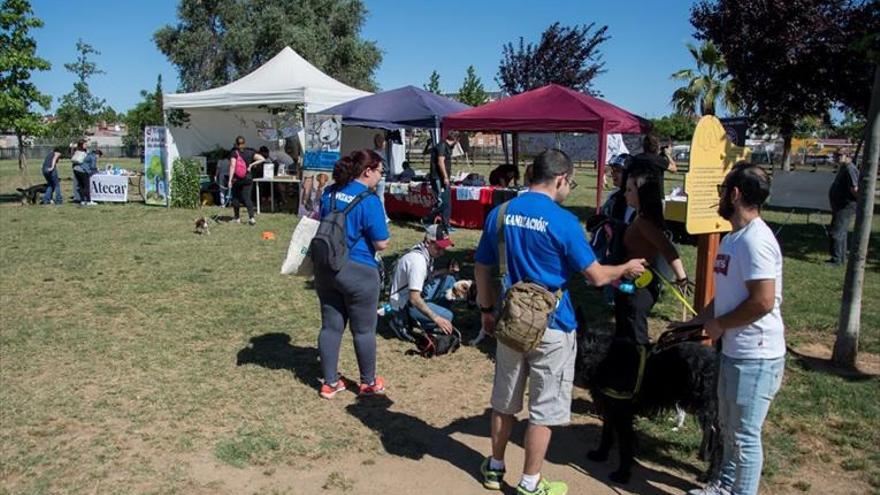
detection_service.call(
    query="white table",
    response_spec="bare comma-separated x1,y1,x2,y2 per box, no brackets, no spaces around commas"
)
254,176,300,214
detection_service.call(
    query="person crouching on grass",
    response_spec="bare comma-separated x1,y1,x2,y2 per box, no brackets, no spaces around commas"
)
315,150,390,399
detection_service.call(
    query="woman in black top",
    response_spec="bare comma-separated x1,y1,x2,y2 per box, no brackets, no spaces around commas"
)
227,136,265,225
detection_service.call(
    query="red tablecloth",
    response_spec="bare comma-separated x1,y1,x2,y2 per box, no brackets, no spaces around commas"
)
384,182,496,229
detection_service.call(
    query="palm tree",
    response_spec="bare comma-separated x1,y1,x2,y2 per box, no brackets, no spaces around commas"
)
671,41,738,117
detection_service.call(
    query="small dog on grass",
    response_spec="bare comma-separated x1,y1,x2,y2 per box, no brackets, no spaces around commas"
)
194,216,210,235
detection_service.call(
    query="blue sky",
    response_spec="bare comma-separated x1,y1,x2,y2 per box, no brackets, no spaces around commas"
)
29,0,701,118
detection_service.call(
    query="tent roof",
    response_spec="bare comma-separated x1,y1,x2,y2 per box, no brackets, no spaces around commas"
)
443,84,651,134
163,47,370,111
321,85,471,130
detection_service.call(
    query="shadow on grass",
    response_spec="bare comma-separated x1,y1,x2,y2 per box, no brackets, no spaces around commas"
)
787,345,878,383
235,332,321,388
0,193,24,204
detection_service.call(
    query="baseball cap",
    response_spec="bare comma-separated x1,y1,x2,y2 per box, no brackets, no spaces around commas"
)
609,153,630,169
425,224,453,249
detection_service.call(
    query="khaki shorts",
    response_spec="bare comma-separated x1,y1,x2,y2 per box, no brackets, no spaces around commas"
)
490,328,577,426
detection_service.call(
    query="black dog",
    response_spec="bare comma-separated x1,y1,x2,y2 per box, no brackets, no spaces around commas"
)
576,308,721,484
16,184,48,205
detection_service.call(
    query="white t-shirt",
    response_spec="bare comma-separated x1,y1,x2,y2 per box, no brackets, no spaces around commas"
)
714,217,786,359
389,244,432,311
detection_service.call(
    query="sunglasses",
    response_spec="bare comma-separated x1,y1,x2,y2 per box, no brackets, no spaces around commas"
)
561,175,578,190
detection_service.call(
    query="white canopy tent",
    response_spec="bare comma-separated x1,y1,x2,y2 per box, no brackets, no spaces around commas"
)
163,46,370,159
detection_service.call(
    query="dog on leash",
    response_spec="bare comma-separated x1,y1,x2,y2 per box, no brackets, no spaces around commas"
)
194,216,210,235
16,184,48,205
576,307,721,484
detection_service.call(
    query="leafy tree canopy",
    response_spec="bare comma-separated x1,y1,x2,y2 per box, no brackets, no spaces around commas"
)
457,65,488,106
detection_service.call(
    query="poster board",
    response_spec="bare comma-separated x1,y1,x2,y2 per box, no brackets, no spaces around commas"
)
303,114,342,171
144,126,169,206
685,116,750,235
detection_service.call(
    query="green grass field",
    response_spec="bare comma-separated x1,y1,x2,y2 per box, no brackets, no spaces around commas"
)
1,157,878,494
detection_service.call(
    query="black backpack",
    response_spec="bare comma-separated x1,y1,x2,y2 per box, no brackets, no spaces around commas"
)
309,189,372,272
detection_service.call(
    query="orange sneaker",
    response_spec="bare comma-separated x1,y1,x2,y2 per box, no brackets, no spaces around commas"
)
319,377,349,399
358,376,386,396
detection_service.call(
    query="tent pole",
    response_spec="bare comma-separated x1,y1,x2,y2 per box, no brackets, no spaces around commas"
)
596,122,608,211
502,132,509,163
512,132,520,169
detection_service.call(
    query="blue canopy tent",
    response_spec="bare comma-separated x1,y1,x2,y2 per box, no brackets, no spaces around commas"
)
321,85,471,130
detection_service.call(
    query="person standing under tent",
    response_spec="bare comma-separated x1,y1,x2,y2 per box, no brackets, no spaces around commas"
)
227,136,265,225
426,131,458,229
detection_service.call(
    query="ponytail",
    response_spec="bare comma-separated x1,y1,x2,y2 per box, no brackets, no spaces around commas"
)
331,149,383,187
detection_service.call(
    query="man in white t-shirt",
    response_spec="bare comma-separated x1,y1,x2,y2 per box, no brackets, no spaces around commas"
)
680,163,785,495
388,225,458,340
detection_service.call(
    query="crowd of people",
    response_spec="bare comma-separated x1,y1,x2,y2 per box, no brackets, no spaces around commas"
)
307,135,788,495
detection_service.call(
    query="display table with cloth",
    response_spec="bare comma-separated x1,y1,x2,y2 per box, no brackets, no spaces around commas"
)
383,182,507,229
254,176,300,214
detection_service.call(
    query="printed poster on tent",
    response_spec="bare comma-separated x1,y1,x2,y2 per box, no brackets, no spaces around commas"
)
144,126,169,206
303,114,342,171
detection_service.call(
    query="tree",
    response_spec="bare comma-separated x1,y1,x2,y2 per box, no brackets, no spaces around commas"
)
691,0,862,171
497,22,609,96
833,66,879,369
651,114,697,142
670,40,738,117
457,65,488,106
0,0,51,186
51,39,105,139
155,0,381,92
424,70,441,94
124,74,164,148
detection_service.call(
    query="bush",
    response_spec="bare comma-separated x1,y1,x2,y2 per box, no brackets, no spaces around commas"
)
170,157,201,208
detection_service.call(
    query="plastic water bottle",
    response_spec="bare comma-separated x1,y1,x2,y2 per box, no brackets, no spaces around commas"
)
377,303,394,316
612,279,636,294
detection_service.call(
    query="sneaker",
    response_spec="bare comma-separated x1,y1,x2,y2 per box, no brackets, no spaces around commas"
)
247,217,256,226
517,478,567,495
358,376,386,396
687,481,731,495
319,377,350,399
232,217,241,224
480,457,505,490
87,201,98,206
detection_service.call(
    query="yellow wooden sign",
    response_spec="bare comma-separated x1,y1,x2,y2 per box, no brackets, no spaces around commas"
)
685,116,751,235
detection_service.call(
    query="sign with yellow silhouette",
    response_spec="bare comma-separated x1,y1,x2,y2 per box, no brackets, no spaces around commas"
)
685,116,750,234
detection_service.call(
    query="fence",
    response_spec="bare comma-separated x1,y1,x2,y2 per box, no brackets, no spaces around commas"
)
0,144,139,161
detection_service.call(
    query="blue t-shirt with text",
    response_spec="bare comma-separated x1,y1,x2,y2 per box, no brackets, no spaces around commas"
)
320,181,389,268
475,191,596,332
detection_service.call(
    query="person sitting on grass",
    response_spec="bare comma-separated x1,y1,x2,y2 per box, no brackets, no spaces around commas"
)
387,225,459,341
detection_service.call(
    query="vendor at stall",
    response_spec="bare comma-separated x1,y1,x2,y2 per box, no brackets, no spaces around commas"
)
488,163,520,188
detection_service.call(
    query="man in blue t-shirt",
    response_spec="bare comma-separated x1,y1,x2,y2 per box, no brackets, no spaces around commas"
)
474,149,646,495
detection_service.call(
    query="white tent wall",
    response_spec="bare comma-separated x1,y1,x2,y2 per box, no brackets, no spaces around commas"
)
339,127,406,176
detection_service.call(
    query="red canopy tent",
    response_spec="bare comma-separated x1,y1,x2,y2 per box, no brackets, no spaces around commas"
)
442,84,651,208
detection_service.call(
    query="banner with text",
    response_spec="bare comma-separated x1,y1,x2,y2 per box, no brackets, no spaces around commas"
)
144,126,169,206
303,114,342,171
90,174,129,202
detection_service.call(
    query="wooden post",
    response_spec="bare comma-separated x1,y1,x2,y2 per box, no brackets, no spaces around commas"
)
694,233,720,312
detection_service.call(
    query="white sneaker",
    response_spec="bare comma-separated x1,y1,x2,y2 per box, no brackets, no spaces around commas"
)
247,217,256,226
232,218,241,224
688,481,731,495
87,201,98,206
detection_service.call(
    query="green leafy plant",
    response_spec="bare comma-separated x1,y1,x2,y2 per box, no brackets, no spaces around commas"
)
170,157,200,208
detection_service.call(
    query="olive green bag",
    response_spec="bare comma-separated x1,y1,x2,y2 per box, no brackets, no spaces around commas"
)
493,201,561,353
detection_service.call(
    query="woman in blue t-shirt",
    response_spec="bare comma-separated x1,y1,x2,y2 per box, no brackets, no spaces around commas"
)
315,149,390,399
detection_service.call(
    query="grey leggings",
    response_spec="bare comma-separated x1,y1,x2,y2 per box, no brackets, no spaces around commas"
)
315,260,380,385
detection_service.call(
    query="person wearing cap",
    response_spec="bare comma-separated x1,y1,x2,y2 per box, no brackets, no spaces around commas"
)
387,224,458,340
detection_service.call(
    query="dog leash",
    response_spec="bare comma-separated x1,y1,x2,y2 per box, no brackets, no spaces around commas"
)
649,267,698,316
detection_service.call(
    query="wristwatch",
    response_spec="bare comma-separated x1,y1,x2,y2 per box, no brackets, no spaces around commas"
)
480,305,495,314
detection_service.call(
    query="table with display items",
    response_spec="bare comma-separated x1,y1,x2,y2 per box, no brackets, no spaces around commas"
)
383,181,518,229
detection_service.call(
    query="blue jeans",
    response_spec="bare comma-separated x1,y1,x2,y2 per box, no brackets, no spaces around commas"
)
71,170,82,203
717,354,785,495
428,177,451,228
42,169,62,204
404,274,456,333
